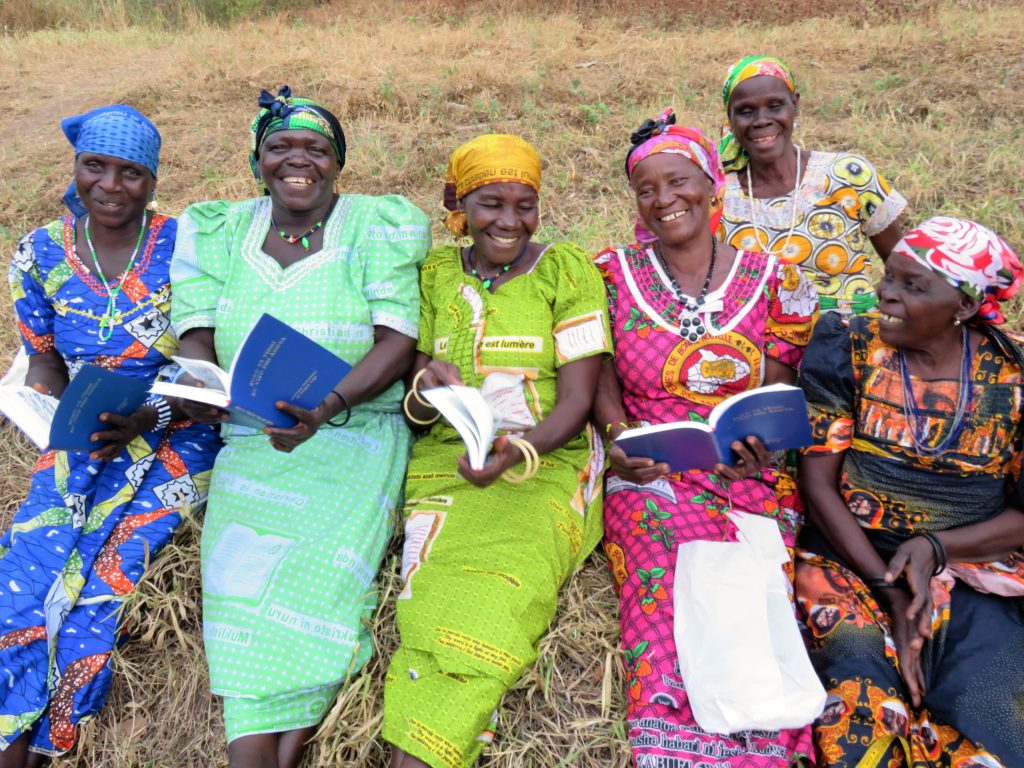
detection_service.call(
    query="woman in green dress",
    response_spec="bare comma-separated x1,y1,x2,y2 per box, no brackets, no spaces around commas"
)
383,134,611,768
169,87,430,768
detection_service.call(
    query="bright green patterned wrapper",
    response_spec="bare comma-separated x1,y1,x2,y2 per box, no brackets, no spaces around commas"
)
383,242,611,767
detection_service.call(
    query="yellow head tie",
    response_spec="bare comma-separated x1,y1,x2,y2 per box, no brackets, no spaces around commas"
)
442,134,542,236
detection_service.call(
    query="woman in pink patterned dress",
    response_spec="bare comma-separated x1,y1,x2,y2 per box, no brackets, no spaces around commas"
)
594,110,819,767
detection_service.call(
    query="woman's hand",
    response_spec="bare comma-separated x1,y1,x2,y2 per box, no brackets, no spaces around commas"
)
714,435,772,483
417,360,464,390
89,407,157,461
456,435,523,488
876,587,928,707
264,400,328,453
608,426,671,485
174,375,229,424
885,536,937,642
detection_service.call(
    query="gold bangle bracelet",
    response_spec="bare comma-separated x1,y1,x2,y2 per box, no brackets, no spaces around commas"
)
410,368,434,409
403,389,439,426
502,437,539,484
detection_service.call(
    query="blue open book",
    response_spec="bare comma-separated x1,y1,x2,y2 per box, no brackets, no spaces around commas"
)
151,313,352,430
613,383,813,473
0,365,151,452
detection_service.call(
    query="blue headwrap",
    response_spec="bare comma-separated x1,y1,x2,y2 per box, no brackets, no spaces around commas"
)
60,105,161,217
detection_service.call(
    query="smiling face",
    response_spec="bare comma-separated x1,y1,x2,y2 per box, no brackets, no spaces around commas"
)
461,182,539,268
74,152,155,229
727,75,800,166
876,252,979,347
257,129,339,216
630,152,712,247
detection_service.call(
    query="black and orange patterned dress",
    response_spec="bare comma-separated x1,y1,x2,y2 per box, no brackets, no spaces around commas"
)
795,312,1024,767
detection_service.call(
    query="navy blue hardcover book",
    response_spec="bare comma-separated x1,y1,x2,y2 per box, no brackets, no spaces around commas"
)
50,366,151,451
152,313,352,429
613,383,812,473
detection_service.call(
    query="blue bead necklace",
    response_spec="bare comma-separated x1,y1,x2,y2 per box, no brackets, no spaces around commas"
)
898,324,972,457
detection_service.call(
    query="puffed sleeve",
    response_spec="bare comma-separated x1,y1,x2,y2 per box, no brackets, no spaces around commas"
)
8,230,55,355
416,247,447,357
592,246,620,329
358,195,431,339
765,261,819,368
797,312,856,454
170,200,242,336
550,242,612,366
831,153,907,237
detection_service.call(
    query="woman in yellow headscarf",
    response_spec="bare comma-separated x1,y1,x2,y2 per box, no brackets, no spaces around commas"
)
382,134,611,768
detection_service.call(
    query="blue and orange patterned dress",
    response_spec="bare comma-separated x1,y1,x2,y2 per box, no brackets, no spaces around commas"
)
0,214,221,756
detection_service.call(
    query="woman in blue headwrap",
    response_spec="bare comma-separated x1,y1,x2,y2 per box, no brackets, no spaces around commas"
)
0,106,221,765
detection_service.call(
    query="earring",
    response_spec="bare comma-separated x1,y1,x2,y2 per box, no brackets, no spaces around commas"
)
953,318,962,326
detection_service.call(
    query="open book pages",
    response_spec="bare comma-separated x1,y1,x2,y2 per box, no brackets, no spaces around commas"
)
422,386,494,470
150,357,231,408
421,372,537,472
0,385,59,450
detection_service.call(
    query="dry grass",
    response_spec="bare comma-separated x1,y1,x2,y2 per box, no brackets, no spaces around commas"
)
0,1,1022,766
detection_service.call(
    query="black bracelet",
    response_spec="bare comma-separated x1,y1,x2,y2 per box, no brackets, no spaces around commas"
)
326,389,351,427
863,576,901,590
919,531,948,576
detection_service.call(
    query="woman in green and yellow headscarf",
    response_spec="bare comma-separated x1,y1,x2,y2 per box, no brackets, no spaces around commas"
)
717,55,907,314
382,134,611,768
170,86,430,768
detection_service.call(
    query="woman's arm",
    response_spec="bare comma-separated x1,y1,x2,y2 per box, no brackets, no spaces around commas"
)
266,325,416,452
801,450,928,704
25,349,69,397
593,356,671,485
870,220,904,260
458,355,603,488
885,506,1024,643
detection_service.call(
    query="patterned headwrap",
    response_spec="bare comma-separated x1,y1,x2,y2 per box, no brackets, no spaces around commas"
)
624,110,726,243
249,85,346,180
60,105,161,217
892,216,1023,325
718,56,797,174
442,134,542,236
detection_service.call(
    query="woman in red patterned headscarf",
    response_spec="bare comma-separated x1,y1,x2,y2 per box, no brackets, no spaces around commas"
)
795,216,1024,767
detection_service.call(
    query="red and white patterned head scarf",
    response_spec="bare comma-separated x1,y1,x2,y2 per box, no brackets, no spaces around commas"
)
892,216,1022,325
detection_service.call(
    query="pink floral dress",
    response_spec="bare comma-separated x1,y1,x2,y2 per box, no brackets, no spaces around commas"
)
595,244,818,767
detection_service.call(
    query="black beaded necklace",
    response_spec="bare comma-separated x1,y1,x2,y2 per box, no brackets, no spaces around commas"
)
652,237,717,342
466,242,530,290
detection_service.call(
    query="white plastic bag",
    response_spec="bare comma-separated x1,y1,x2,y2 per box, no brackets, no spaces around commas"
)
673,510,826,734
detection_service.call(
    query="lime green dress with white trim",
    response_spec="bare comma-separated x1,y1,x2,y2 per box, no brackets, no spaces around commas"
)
170,194,429,741
382,242,611,768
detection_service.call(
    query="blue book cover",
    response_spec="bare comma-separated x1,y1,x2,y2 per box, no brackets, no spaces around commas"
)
613,383,813,473
50,366,151,452
153,313,352,429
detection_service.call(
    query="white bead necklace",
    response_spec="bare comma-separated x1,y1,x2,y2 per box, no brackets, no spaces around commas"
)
746,145,802,256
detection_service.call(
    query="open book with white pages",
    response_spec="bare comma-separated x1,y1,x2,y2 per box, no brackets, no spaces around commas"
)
421,371,536,470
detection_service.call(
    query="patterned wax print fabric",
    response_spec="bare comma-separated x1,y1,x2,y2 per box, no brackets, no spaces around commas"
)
382,243,611,768
170,194,429,741
719,150,906,314
794,313,1024,767
596,244,818,767
0,214,220,756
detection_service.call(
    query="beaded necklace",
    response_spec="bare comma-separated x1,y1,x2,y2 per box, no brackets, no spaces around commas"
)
652,237,717,343
272,216,324,251
746,145,802,256
81,213,148,342
898,324,973,457
466,242,530,290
